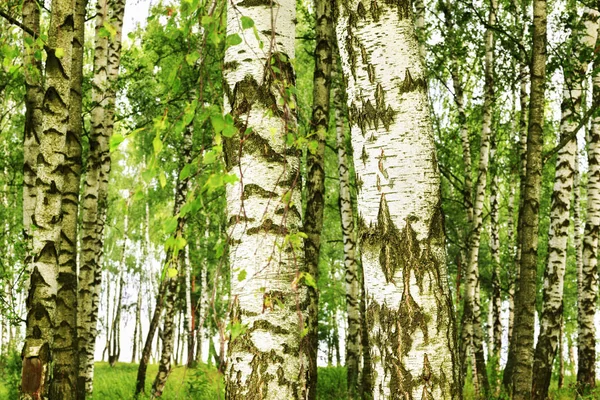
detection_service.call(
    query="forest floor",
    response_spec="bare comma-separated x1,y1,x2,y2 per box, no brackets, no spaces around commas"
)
0,359,597,399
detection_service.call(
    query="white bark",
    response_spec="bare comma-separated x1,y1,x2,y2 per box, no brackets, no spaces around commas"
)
336,3,459,398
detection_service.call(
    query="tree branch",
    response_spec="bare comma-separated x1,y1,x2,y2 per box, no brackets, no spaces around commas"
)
0,8,51,53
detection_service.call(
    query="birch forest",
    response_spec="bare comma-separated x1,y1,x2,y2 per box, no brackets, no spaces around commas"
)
2,0,600,398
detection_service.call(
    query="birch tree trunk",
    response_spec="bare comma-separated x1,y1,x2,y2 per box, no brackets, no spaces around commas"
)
77,0,125,393
223,0,307,397
577,40,600,394
304,0,334,395
150,122,193,398
52,0,87,396
184,244,194,367
334,55,362,398
20,0,74,397
489,138,502,390
532,9,598,399
22,0,42,257
335,2,460,398
506,0,546,397
195,222,209,364
459,1,497,396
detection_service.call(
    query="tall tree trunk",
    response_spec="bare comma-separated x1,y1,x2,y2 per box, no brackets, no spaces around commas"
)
132,256,143,364
503,0,531,391
77,0,125,394
532,9,598,399
489,137,502,392
506,0,546,397
108,195,131,367
459,1,496,396
20,0,74,398
334,51,362,398
195,223,209,364
150,121,193,398
304,0,333,396
577,36,600,394
21,0,42,264
52,0,87,395
184,242,194,367
335,2,460,398
223,0,306,397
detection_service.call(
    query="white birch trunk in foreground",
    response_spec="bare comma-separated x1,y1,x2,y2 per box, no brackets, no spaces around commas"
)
336,2,460,398
223,0,307,398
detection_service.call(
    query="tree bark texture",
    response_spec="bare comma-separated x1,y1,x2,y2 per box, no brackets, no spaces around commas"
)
335,2,461,398
532,8,598,400
20,0,74,398
304,0,333,396
223,0,307,397
507,0,546,397
333,55,362,398
577,27,600,394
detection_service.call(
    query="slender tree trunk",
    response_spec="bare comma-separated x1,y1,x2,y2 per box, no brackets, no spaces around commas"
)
77,0,125,394
21,0,42,263
132,256,143,364
334,55,362,398
489,140,502,381
577,37,600,394
20,0,74,398
304,0,333,396
223,0,307,397
184,243,194,367
109,196,131,367
150,121,193,398
506,0,546,397
195,225,209,364
558,319,564,389
336,2,461,398
532,9,598,399
52,0,87,395
459,2,497,396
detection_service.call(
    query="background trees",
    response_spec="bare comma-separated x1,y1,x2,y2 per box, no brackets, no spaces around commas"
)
1,0,600,398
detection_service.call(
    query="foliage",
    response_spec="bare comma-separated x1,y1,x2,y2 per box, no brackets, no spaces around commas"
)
0,348,22,399
316,367,348,400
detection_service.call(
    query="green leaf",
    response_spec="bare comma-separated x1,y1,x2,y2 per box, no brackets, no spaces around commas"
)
185,50,201,66
158,171,167,188
229,322,247,342
201,15,213,26
226,33,242,48
241,16,254,29
164,217,178,235
167,267,178,278
303,272,317,290
110,134,125,152
153,134,163,154
210,114,225,134
238,270,247,282
55,47,64,59
180,164,193,180
222,114,236,137
300,326,309,338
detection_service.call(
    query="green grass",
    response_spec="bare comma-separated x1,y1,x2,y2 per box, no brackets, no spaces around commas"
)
91,362,224,399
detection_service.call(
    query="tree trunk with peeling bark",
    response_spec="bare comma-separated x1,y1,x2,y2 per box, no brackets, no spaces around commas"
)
304,0,333,396
52,0,87,396
532,8,598,399
577,33,600,394
333,54,362,398
489,138,502,391
335,2,460,398
21,0,42,260
506,0,546,397
20,0,74,398
222,0,307,397
77,0,125,395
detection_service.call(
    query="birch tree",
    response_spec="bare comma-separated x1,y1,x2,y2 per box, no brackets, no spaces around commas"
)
20,0,74,397
532,8,598,399
304,0,333,395
222,0,307,397
505,0,546,397
577,31,600,395
335,1,460,398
